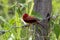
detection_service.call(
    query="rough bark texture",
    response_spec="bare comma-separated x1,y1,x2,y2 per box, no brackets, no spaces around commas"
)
34,0,52,40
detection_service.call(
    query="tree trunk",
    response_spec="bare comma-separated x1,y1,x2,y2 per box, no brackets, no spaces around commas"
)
34,0,52,40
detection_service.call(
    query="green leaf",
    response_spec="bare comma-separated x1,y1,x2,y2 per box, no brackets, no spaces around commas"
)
53,24,60,39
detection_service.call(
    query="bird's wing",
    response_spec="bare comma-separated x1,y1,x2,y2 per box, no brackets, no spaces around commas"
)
26,16,36,20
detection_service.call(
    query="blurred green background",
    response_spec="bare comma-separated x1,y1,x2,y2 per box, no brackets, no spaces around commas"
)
0,0,60,40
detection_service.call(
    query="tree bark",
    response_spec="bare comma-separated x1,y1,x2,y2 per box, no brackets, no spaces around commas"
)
34,0,52,40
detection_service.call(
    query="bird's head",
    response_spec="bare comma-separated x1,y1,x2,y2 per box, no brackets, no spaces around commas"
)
23,13,28,18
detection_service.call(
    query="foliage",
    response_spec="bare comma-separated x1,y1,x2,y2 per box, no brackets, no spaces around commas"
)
0,0,60,40
50,0,60,40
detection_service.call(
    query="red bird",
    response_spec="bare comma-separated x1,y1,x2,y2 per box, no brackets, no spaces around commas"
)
22,13,50,28
22,13,39,23
22,13,46,28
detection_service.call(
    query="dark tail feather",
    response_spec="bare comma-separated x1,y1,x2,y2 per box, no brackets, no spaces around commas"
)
36,21,45,29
